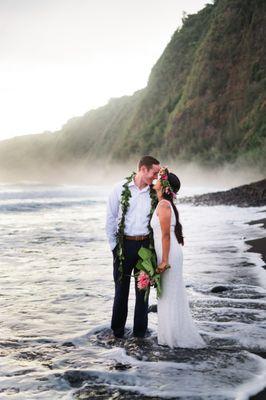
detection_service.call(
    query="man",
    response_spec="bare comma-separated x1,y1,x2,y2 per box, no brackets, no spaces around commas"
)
106,155,160,338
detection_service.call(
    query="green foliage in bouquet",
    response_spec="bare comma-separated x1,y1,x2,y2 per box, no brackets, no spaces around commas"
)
136,247,162,300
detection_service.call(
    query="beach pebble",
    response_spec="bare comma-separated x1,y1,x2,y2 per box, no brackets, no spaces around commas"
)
148,304,157,313
211,285,229,293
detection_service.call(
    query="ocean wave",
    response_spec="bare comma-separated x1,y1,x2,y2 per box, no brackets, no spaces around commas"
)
0,198,103,213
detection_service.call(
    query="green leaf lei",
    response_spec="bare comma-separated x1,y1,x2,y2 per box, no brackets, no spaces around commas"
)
116,171,158,281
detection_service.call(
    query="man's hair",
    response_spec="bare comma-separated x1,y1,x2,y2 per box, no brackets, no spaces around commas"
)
138,155,160,171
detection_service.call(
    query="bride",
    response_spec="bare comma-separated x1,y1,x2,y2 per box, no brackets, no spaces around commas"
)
150,167,207,349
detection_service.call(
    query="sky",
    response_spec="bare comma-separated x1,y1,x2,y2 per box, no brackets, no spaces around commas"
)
0,0,209,141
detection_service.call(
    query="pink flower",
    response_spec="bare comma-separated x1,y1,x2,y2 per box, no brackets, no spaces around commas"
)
137,271,151,290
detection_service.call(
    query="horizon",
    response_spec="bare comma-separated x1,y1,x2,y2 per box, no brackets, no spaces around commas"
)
0,0,209,142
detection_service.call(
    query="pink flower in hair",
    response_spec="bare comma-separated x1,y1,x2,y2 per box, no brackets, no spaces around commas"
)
137,271,151,290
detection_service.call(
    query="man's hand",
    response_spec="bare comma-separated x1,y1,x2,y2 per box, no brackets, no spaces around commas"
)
112,244,118,259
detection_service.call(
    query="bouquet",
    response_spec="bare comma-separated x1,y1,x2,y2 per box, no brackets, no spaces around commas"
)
136,247,170,302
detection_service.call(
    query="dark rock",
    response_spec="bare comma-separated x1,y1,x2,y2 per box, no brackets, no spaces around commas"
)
246,237,266,265
148,304,157,313
89,327,208,363
74,385,162,399
109,362,132,371
251,351,266,359
64,370,93,388
249,388,266,400
247,218,266,229
179,179,266,207
62,341,75,347
211,285,229,293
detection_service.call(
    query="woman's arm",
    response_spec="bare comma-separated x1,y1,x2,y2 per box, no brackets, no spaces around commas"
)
156,201,171,273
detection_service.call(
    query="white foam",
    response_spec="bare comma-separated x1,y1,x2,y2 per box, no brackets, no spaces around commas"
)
235,354,266,400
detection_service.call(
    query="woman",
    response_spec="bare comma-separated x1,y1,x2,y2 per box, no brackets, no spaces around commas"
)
151,167,206,348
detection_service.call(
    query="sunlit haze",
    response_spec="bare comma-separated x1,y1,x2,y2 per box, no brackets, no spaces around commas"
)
0,0,209,141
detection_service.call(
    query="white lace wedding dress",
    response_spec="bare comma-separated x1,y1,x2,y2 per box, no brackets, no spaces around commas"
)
150,200,207,349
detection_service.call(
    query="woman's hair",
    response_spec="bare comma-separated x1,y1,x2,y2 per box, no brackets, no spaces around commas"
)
162,171,184,245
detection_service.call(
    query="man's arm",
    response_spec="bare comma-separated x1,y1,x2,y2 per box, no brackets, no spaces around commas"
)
105,183,121,251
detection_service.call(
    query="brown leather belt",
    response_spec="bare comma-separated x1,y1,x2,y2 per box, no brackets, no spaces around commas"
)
124,234,149,241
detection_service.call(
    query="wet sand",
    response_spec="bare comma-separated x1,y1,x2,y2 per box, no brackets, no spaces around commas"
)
250,389,266,400
245,218,266,266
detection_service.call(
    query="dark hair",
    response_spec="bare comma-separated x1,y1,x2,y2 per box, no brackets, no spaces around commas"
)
138,155,160,171
162,171,184,245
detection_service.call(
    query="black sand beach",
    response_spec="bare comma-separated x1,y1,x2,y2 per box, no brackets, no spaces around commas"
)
246,218,266,400
179,179,266,208
246,218,266,266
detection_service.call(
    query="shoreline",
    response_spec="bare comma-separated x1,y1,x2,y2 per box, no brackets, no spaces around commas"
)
245,218,266,400
246,218,266,267
179,179,266,207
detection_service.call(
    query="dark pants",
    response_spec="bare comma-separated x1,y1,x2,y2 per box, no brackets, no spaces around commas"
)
111,238,150,338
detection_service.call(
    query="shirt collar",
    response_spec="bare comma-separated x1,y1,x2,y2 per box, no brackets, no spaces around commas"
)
128,179,150,192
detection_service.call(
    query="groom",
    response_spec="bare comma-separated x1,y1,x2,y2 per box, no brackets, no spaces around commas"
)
106,155,160,338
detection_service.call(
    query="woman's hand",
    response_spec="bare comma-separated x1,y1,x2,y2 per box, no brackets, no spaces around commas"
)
156,261,170,274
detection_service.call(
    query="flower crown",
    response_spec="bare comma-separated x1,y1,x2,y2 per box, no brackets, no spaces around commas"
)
158,166,177,199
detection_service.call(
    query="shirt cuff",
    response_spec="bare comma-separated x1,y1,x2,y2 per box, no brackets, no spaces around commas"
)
110,240,117,251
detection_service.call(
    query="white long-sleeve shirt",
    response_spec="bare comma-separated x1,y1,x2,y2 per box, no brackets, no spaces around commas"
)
105,178,152,251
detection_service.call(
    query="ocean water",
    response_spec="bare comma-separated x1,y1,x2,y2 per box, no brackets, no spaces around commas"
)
0,182,265,399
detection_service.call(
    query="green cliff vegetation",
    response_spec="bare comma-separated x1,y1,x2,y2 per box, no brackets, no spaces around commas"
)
0,0,265,178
